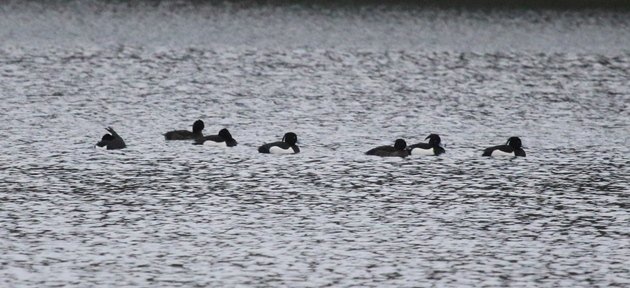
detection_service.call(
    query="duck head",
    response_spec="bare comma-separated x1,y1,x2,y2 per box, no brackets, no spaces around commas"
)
218,128,233,140
507,137,523,149
192,120,205,133
282,132,298,146
425,134,442,147
394,139,407,150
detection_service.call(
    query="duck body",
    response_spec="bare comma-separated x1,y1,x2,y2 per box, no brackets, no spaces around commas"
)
408,143,446,156
194,128,237,147
366,139,408,157
407,134,445,156
258,132,300,154
165,120,204,140
96,127,126,150
164,130,203,140
482,137,526,157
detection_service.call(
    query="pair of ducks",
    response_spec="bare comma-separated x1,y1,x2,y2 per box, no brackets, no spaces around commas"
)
165,120,238,147
96,120,300,154
366,135,526,157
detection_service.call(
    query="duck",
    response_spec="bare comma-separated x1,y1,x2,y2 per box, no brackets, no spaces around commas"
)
96,127,126,150
365,139,408,157
258,132,300,154
407,134,445,156
164,120,204,140
194,128,237,147
482,136,526,157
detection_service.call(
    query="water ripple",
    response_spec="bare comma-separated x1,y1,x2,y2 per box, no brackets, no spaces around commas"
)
1,4,630,287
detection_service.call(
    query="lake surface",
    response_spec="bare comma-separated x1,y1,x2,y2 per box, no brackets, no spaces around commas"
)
1,2,629,287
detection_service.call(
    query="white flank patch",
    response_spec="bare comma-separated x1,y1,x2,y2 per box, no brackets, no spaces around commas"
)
491,149,515,157
95,144,107,150
410,147,434,156
203,140,227,147
269,146,294,154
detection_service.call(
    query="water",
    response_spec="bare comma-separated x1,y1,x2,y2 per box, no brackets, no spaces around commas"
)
1,2,629,287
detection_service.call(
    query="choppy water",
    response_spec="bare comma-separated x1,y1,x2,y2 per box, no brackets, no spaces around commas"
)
1,2,629,287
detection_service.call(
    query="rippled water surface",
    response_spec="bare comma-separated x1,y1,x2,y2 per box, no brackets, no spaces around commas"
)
1,2,629,287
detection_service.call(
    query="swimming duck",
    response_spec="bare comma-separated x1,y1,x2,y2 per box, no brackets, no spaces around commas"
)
407,134,445,156
164,120,204,140
96,127,126,150
366,139,408,157
482,136,526,157
258,132,300,154
194,128,237,147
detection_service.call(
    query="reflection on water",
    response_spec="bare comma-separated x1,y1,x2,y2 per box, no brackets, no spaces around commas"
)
1,2,629,287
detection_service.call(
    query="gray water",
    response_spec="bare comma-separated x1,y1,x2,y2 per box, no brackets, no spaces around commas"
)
1,2,629,287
